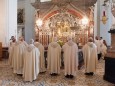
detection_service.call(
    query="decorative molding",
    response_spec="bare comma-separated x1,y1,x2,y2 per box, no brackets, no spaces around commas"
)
43,9,83,21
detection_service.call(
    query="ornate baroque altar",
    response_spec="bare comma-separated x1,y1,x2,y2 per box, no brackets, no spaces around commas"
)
31,0,94,47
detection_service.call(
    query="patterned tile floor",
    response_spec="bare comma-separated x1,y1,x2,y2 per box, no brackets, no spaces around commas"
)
0,59,114,86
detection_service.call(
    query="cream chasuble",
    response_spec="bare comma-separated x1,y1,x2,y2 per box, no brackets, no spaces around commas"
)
47,42,61,74
82,42,98,73
62,41,78,76
8,42,16,66
34,42,46,72
101,43,107,59
13,41,27,74
23,44,40,82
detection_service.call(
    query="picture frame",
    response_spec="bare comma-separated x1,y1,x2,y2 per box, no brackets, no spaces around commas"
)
17,9,24,25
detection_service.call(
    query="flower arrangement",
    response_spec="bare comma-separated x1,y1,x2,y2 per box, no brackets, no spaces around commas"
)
57,40,64,47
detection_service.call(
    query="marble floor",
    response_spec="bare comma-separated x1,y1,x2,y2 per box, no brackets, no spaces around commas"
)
0,59,114,86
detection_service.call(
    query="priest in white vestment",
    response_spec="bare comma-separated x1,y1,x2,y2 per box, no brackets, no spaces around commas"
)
101,40,107,59
34,39,46,73
62,36,78,78
95,36,102,60
82,37,98,75
12,37,28,74
23,39,40,82
8,38,16,66
47,37,61,75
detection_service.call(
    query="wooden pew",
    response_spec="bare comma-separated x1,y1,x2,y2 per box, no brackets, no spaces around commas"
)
0,42,2,61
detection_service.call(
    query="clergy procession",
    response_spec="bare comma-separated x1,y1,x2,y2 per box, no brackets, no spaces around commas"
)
8,36,107,82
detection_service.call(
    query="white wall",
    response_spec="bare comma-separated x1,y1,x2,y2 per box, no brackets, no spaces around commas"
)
18,0,25,9
99,0,111,46
0,0,7,46
0,0,17,47
100,0,112,45
94,0,113,46
18,0,35,43
7,0,17,42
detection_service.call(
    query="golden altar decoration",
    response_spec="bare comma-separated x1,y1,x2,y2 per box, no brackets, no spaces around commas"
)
35,11,90,46
32,1,92,47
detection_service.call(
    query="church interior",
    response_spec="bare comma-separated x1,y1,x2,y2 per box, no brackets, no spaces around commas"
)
0,0,115,85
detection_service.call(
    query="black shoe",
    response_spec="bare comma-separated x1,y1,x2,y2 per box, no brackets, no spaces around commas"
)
65,75,70,78
50,73,54,76
17,74,22,76
54,73,58,76
39,71,46,74
85,73,90,75
50,73,58,76
70,75,74,78
89,72,94,75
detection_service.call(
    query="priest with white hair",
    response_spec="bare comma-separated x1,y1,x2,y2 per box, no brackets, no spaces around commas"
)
34,39,46,73
18,36,28,47
47,37,61,75
82,37,98,75
12,37,28,74
62,36,78,78
8,37,16,66
23,39,40,82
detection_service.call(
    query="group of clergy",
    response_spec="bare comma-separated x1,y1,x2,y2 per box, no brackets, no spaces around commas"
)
94,36,107,60
9,36,45,82
8,36,107,82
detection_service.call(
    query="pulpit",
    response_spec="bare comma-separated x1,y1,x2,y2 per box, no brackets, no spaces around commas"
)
104,29,115,84
0,42,2,61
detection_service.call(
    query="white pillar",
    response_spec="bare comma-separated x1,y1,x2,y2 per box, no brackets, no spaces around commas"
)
0,0,17,47
94,2,98,37
100,0,111,46
0,0,7,46
94,0,101,37
7,0,18,43
25,0,35,43
94,0,112,46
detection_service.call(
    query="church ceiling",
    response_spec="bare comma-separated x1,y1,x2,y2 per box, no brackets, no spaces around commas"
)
31,0,97,17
